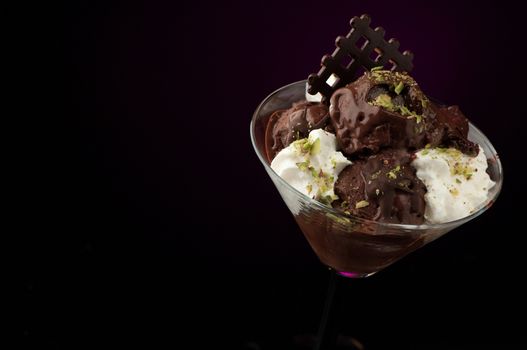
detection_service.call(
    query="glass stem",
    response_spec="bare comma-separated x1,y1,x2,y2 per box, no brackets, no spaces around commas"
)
314,269,343,350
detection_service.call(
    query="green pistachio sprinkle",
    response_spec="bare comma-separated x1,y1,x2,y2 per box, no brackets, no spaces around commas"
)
399,105,411,116
341,201,349,208
306,184,312,194
355,200,370,209
371,94,395,111
420,147,473,180
371,66,384,71
292,139,308,154
369,94,424,123
309,166,318,178
394,81,404,94
320,194,339,205
331,158,337,169
296,161,309,171
310,138,321,155
437,147,463,158
386,165,401,180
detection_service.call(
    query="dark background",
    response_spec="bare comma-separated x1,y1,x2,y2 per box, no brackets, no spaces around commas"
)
23,0,526,348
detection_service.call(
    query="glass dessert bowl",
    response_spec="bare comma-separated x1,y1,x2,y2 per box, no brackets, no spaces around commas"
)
250,80,503,278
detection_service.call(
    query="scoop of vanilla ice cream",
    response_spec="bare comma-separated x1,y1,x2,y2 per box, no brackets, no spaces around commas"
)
412,146,495,224
305,74,338,102
271,129,351,204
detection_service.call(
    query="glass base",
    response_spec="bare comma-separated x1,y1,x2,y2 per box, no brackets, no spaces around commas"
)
337,271,376,278
293,334,365,349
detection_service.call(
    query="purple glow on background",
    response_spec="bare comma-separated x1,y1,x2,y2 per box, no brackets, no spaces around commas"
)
55,0,524,347
338,271,360,278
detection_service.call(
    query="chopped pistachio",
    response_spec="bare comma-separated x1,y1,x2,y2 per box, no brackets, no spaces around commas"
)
340,201,349,208
456,178,462,184
450,188,459,196
399,105,411,116
355,200,370,209
371,66,384,71
331,158,337,169
450,158,474,180
386,165,401,180
320,194,339,205
370,94,395,111
306,184,313,194
292,138,309,155
394,81,404,94
296,161,309,171
309,166,318,178
310,138,321,155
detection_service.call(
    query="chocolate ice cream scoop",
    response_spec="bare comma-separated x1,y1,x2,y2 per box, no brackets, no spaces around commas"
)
329,70,478,157
265,100,330,161
329,71,429,157
334,148,427,225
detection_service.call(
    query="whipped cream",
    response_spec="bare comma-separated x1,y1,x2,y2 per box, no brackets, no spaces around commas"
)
271,129,351,204
412,146,495,224
305,74,338,102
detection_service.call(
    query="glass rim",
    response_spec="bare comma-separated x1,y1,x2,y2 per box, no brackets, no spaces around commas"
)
250,80,504,231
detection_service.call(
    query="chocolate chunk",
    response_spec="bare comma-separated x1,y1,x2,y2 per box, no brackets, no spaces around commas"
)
431,105,479,156
307,14,414,103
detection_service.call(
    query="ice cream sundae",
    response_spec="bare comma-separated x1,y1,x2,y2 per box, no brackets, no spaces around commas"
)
251,14,502,275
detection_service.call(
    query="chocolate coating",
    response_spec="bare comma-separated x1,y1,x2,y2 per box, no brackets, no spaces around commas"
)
333,149,426,225
329,73,426,156
429,104,479,156
264,100,329,161
329,72,478,157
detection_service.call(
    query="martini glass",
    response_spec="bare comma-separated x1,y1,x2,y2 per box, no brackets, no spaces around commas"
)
250,80,503,349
